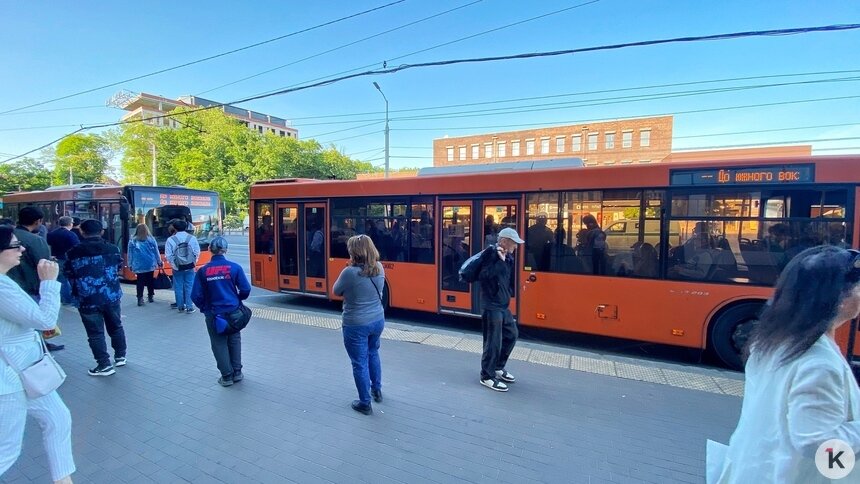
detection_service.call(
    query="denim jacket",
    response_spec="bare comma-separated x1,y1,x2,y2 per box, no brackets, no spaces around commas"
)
127,236,161,273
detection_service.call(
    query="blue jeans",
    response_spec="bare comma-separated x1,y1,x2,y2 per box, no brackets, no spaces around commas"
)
342,318,384,405
172,269,194,309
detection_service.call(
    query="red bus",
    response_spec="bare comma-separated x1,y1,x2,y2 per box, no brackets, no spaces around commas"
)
1,184,224,278
249,156,859,370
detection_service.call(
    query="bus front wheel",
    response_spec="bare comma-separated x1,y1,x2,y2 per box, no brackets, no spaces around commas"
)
709,302,763,371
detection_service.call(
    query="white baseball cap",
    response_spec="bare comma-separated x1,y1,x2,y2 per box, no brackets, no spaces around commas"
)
498,227,524,244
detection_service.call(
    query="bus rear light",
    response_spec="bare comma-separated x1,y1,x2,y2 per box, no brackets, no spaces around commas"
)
672,329,685,336
536,313,546,320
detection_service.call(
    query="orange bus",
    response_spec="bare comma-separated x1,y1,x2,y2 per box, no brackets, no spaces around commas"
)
1,184,224,278
249,156,859,370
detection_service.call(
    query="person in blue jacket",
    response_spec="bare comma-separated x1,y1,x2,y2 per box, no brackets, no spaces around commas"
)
191,237,251,387
127,224,162,306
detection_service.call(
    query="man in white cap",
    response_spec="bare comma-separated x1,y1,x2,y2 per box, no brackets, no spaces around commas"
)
477,227,524,392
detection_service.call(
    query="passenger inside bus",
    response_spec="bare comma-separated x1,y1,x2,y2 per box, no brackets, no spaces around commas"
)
526,213,553,271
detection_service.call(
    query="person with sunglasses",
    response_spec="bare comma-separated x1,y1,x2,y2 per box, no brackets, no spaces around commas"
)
708,247,860,483
0,226,75,483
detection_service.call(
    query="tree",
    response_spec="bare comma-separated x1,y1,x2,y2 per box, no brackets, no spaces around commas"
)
115,107,373,214
0,157,52,193
53,133,112,185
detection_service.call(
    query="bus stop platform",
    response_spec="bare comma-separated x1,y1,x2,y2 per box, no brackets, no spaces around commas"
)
2,287,745,484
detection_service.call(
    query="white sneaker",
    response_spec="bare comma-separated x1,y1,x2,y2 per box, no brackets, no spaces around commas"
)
480,378,508,392
495,370,515,383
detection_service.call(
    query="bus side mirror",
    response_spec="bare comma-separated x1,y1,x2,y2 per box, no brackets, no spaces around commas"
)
119,201,130,221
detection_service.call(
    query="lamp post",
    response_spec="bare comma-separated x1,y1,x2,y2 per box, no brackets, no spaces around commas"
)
373,82,389,178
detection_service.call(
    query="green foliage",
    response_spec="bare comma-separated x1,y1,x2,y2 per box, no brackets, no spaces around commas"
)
0,157,52,194
114,108,371,214
53,133,112,185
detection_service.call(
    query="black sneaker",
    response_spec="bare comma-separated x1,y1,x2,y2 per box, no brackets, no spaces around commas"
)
480,377,508,392
45,343,64,352
232,370,243,382
147,295,155,303
218,376,233,387
88,364,116,377
371,388,383,403
114,357,127,367
185,307,196,314
170,303,178,309
351,400,372,415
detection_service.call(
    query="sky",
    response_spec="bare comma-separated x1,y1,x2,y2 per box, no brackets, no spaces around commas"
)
1,0,859,172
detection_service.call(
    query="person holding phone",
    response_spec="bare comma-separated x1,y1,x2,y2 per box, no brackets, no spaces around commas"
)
0,226,75,484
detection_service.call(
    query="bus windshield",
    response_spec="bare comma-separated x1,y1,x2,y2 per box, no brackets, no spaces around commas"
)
131,188,222,247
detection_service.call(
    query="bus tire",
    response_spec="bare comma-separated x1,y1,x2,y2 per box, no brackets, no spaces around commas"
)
382,281,390,311
708,301,764,371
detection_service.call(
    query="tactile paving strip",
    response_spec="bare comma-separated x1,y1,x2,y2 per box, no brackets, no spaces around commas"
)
127,286,744,396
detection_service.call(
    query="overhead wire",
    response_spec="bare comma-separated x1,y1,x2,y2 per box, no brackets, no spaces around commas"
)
0,0,407,116
197,0,485,96
3,23,859,163
247,0,603,100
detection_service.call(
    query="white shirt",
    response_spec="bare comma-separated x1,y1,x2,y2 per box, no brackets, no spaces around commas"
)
708,335,860,483
0,275,61,395
164,231,200,271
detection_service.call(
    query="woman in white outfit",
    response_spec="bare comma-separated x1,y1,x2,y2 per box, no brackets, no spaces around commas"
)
0,225,75,483
708,246,860,483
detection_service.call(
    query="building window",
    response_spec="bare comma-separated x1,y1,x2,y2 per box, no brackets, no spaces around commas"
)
471,145,479,159
640,129,651,147
622,131,632,148
526,139,535,156
605,132,615,149
258,126,263,134
512,140,520,157
458,146,466,160
484,143,493,159
571,135,582,152
279,130,285,137
556,136,565,153
498,142,506,158
446,147,454,162
587,133,598,151
540,137,550,154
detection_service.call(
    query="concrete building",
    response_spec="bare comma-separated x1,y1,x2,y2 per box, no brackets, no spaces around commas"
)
118,92,298,138
433,116,673,167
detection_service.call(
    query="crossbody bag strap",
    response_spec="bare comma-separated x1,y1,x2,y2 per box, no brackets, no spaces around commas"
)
368,276,383,302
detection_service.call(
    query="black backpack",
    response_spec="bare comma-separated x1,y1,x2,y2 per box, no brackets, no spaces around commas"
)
459,247,491,283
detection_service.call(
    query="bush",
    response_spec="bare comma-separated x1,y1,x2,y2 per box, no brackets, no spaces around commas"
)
223,214,243,230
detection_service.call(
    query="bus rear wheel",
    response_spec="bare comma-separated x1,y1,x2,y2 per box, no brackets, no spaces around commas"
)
709,302,763,371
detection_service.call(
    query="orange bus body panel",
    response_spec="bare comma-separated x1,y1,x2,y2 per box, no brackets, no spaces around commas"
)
250,155,860,358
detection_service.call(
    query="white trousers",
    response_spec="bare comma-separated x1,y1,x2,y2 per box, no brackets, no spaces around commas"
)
0,390,75,481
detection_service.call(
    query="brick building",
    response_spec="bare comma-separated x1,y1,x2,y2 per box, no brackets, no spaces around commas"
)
432,115,672,167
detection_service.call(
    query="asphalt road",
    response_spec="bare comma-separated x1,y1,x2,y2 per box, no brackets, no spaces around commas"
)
217,233,722,370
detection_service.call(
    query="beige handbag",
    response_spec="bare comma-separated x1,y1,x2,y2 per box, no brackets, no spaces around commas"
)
2,333,67,399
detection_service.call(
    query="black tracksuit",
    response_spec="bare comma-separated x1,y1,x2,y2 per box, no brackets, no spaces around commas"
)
476,246,518,380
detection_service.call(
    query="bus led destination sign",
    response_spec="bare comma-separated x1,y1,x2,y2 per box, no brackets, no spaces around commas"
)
670,164,814,186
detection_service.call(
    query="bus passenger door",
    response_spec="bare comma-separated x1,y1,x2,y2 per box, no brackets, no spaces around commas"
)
250,201,278,291
478,200,519,317
276,203,300,291
439,201,473,315
302,203,327,295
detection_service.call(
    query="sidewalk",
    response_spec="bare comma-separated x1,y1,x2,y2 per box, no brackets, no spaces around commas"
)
2,287,743,484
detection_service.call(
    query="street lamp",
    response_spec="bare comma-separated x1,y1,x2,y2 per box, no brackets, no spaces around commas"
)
373,82,389,178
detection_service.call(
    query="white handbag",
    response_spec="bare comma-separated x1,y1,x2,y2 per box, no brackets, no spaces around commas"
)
2,332,67,399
